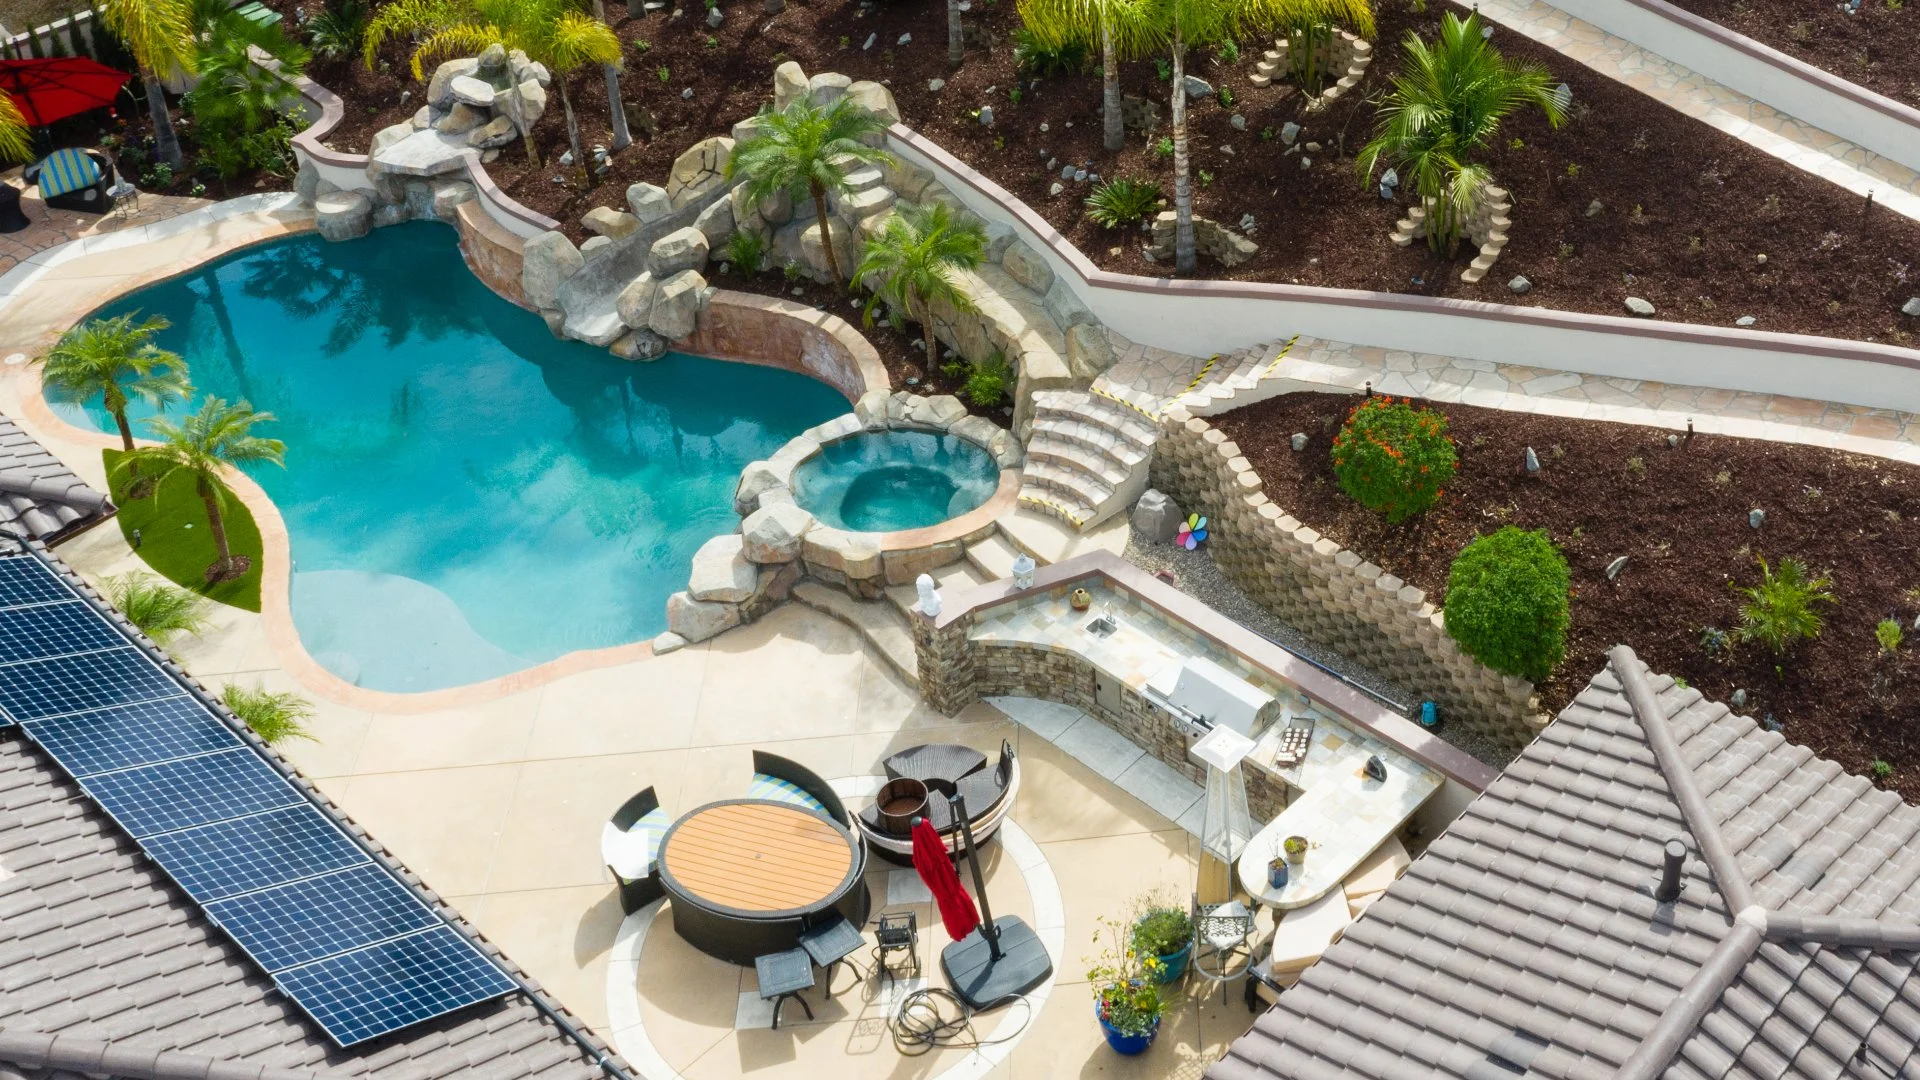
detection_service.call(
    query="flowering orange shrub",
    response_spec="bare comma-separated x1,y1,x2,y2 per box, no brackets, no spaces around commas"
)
1329,396,1457,524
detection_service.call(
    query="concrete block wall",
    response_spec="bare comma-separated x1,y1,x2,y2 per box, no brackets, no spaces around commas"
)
1149,404,1548,753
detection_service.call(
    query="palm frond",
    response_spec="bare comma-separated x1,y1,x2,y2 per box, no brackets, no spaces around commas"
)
0,89,31,164
547,9,621,71
101,0,198,75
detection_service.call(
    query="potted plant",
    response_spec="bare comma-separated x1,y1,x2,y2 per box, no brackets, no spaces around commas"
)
1267,856,1289,889
1087,916,1165,1055
1131,904,1194,984
1285,835,1309,865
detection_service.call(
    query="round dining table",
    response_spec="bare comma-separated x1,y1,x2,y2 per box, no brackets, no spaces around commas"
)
656,798,870,964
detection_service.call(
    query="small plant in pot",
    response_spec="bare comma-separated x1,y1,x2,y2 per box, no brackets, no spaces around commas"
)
1131,904,1194,984
1285,835,1309,864
1086,915,1165,1055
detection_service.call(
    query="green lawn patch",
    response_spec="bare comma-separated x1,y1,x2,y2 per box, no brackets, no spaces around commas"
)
103,448,263,612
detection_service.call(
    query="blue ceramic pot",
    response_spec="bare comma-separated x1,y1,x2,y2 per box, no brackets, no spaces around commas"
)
1096,1003,1161,1055
1151,941,1192,983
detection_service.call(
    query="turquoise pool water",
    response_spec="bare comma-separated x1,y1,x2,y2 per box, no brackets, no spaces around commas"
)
57,222,849,692
791,430,1000,532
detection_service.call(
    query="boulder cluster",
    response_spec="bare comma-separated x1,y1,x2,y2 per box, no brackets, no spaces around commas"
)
417,44,552,159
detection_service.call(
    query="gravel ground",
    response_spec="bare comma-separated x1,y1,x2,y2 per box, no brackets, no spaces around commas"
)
1122,525,1514,770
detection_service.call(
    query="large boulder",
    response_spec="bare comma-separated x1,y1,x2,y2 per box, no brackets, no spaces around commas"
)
854,388,891,430
734,460,787,516
449,74,496,108
1001,241,1054,293
647,270,707,340
802,527,882,582
844,80,901,124
369,123,414,159
431,180,476,221
693,196,735,248
665,136,734,209
583,206,641,239
1065,322,1115,380
807,71,851,107
909,394,968,427
666,590,739,643
611,328,669,361
772,61,809,111
688,534,758,603
434,102,488,135
426,58,479,109
511,80,547,125
522,231,584,310
615,272,660,328
314,190,372,242
741,502,814,564
627,181,672,224
648,226,710,277
468,116,518,149
1132,489,1182,543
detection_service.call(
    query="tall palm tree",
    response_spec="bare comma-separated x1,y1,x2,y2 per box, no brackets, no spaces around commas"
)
590,0,631,150
1356,11,1562,256
36,313,191,452
726,98,894,285
949,0,965,64
112,398,285,582
1157,0,1371,272
1016,0,1164,152
99,0,198,169
543,8,623,171
854,202,988,371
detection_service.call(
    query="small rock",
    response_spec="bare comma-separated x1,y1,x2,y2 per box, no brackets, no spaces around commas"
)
1220,145,1233,156
706,4,723,25
1181,75,1213,100
1508,275,1531,294
1903,297,1920,317
1131,489,1183,543
1730,688,1748,709
1666,433,1681,447
1040,122,1049,132
559,150,574,166
1625,296,1656,316
682,87,694,99
1605,555,1628,580
1585,198,1604,217
1073,167,1087,182
1230,113,1246,131
1305,141,1321,152
1300,157,1311,169
1059,164,1074,180
652,631,687,654
1756,253,1767,264
928,78,945,92
1735,315,1757,327
1281,121,1299,145
898,32,911,44
1046,158,1059,172
1290,433,1307,452
1749,508,1766,528
1049,181,1064,196
978,105,993,125
1524,446,1541,474
864,31,876,48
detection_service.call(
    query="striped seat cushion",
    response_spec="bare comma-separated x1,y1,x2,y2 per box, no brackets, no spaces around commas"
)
38,148,100,198
628,806,670,865
748,773,829,816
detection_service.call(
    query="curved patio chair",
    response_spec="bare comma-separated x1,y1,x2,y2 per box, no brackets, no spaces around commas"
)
28,148,115,214
750,750,851,829
603,787,669,914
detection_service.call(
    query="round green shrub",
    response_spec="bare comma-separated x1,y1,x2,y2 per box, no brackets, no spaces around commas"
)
1329,396,1457,524
1444,527,1570,683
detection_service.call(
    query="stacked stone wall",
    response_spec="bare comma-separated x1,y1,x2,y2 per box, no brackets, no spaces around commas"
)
1148,404,1547,753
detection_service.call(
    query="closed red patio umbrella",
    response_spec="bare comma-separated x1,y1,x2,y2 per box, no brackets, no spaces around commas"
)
911,817,979,941
0,58,131,128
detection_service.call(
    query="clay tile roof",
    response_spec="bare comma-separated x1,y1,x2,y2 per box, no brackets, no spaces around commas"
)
1208,645,1920,1080
0,543,631,1080
0,413,112,544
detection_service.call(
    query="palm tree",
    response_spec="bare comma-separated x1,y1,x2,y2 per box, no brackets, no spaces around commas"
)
1356,11,1562,256
1157,0,1372,272
0,95,31,165
590,0,631,150
36,313,191,452
949,0,965,64
726,98,894,285
854,202,988,371
543,8,624,171
1016,0,1164,152
112,398,285,582
99,0,198,170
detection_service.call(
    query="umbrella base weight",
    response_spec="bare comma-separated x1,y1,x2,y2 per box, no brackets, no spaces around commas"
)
940,916,1052,1010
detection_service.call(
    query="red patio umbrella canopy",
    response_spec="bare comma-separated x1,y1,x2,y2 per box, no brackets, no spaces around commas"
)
911,817,980,942
0,58,130,127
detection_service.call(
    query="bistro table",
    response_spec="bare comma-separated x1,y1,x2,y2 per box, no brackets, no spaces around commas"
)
657,798,870,965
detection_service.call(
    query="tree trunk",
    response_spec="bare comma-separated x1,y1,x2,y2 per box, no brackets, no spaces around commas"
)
947,0,964,65
201,481,232,566
1101,20,1124,152
1170,35,1196,275
921,296,940,371
506,79,540,166
559,77,585,176
811,181,843,284
111,408,135,452
142,71,182,170
593,0,633,150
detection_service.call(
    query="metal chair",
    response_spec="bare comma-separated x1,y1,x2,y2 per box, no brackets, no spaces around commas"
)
1190,891,1257,1004
872,910,919,986
754,948,816,1029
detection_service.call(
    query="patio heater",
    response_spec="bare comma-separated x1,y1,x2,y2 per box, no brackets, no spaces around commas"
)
1190,724,1257,905
940,791,1053,1010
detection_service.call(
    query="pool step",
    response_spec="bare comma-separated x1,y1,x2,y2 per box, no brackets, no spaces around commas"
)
883,561,987,619
996,506,1130,566
1019,387,1156,530
966,531,1022,580
791,581,918,686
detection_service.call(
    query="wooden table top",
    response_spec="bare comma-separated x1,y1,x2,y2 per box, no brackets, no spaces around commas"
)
659,800,857,916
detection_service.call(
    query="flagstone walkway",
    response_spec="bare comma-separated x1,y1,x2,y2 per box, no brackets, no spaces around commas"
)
0,171,207,277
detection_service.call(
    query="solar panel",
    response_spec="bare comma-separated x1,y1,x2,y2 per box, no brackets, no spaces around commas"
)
79,747,301,837
0,555,77,607
26,696,242,777
142,804,370,901
207,864,442,971
0,646,182,721
274,925,517,1047
0,600,127,663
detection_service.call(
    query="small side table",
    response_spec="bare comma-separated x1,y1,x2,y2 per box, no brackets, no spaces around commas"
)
0,183,28,233
797,916,865,996
754,948,816,1030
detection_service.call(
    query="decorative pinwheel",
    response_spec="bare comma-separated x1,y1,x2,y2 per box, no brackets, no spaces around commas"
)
1176,514,1208,550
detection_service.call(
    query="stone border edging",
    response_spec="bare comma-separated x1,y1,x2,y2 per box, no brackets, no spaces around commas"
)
882,124,1920,413
679,289,889,402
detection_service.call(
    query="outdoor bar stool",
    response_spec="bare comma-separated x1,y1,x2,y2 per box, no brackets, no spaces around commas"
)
872,910,919,986
1190,892,1257,1004
754,947,817,1030
797,912,865,996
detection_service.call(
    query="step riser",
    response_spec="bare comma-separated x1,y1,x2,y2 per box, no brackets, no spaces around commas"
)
1032,408,1157,452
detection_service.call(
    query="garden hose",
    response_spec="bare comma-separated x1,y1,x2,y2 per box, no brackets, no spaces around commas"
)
888,986,1032,1055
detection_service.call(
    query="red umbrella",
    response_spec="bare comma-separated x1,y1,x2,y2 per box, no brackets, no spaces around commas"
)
911,817,979,941
0,58,131,128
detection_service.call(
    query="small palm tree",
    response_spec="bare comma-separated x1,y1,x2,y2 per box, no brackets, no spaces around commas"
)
1735,555,1835,656
222,683,317,744
543,8,624,171
726,98,894,285
1016,0,1164,152
0,94,31,165
104,572,209,646
100,0,198,169
1356,11,1563,256
854,202,988,371
112,398,285,582
37,313,191,452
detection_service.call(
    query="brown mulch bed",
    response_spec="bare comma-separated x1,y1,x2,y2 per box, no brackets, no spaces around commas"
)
1660,0,1919,111
1213,391,1920,800
275,0,1920,347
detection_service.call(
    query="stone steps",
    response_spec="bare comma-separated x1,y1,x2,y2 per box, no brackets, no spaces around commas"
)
997,506,1130,565
883,560,987,619
791,581,918,686
966,531,1022,580
1019,388,1156,530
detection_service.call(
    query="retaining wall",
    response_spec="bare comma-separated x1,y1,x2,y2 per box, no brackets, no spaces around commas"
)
680,291,888,402
1148,403,1549,753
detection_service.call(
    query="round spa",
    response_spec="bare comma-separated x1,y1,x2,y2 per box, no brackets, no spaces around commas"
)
792,429,1000,532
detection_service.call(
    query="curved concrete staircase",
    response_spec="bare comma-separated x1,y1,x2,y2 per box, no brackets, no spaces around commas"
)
1016,381,1162,529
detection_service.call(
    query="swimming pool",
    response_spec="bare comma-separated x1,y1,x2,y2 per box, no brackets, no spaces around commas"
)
55,222,849,692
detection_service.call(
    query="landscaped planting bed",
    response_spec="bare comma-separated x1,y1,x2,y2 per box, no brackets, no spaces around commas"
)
281,0,1920,345
1212,391,1920,799
1660,0,1918,110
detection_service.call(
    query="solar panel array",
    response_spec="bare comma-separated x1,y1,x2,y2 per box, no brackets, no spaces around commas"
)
0,551,515,1046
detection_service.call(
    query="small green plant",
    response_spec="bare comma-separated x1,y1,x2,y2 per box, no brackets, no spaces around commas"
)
705,34,718,48
1330,396,1458,524
722,230,766,273
1564,162,1582,178
1084,177,1163,228
1877,618,1904,655
104,572,208,647
1007,86,1024,104
141,162,174,188
1445,527,1571,683
1087,915,1164,1038
1216,85,1234,108
1283,836,1308,856
1154,57,1171,81
1873,759,1895,780
839,34,850,47
942,357,970,379
1217,38,1240,63
1734,556,1835,655
633,38,651,51
221,683,317,745
1012,26,1091,74
781,260,806,282
963,352,1014,408
1700,625,1731,654
1557,241,1575,258
307,0,370,59
1626,455,1645,478
1152,135,1174,159
1260,126,1276,141
1131,905,1193,960
1198,168,1214,186
656,65,671,83
1508,137,1525,150
1672,676,1690,689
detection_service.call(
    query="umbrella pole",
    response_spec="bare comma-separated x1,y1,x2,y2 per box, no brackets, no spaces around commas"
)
936,791,1051,1010
948,793,1003,960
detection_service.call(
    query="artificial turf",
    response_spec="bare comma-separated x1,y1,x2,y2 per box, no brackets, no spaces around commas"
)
103,448,263,612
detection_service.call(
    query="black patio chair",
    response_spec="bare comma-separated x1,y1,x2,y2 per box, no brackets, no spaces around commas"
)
751,750,852,829
26,148,116,214
605,787,666,914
